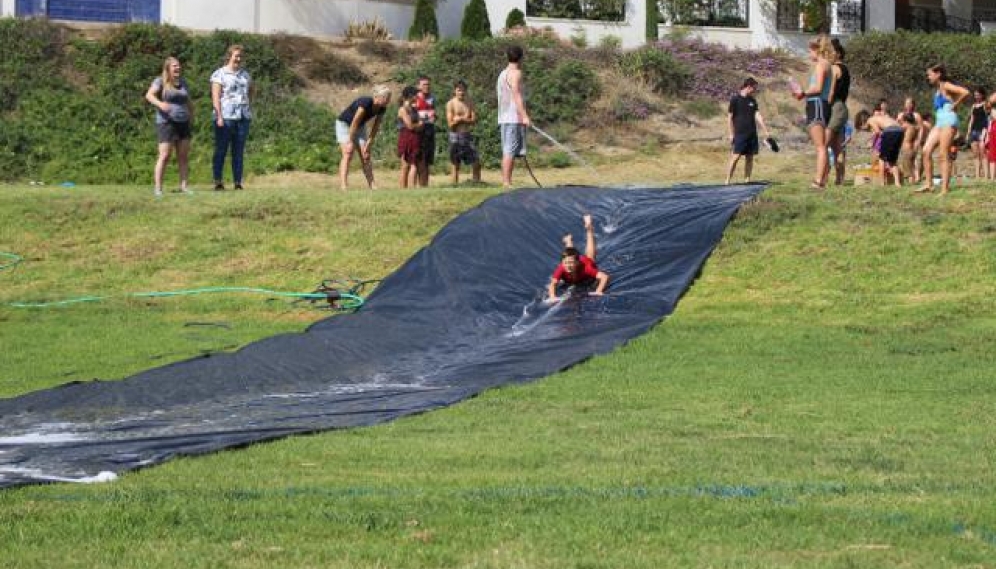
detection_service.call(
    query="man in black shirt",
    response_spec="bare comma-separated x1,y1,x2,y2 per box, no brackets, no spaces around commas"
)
725,77,771,184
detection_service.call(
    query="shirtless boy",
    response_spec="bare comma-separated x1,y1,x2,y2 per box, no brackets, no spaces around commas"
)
445,80,481,184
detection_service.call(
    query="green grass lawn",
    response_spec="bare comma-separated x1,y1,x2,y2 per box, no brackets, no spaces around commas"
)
1,181,995,568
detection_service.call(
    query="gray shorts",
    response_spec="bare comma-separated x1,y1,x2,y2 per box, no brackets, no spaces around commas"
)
828,100,849,133
335,119,367,146
500,124,527,157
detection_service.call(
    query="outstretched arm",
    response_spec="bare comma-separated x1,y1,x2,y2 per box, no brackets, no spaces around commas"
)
547,277,560,301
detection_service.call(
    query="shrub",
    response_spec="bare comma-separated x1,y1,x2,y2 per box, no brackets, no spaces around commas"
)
651,37,789,99
610,94,657,122
409,0,439,41
394,38,598,167
345,18,392,40
461,0,492,40
599,35,622,51
303,54,368,85
848,31,996,103
506,8,526,29
356,39,397,61
619,47,691,96
0,21,340,183
646,0,659,40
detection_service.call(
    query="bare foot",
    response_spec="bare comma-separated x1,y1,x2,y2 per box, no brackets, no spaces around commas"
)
583,214,593,231
562,234,574,248
913,185,933,194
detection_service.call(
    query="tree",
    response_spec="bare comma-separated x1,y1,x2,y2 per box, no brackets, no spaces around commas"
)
409,0,439,40
646,0,659,40
461,0,492,39
506,8,526,29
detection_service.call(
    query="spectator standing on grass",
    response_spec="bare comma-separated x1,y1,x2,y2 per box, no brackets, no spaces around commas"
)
146,56,192,197
413,76,437,187
791,35,835,190
397,86,422,189
724,77,770,185
210,44,254,191
917,64,969,196
497,44,531,189
965,86,989,179
336,86,391,190
446,80,481,185
827,38,850,186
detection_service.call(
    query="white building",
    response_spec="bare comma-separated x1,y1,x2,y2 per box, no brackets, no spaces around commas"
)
2,1,995,52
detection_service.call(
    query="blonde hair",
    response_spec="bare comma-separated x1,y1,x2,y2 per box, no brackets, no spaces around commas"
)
372,84,392,100
160,56,180,94
225,44,244,65
809,35,835,62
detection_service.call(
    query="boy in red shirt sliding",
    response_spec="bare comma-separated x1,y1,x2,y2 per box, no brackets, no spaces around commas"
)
547,214,610,301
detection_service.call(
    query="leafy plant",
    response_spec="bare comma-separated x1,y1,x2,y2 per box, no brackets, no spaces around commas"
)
345,18,392,40
506,8,526,29
461,0,493,40
409,0,439,41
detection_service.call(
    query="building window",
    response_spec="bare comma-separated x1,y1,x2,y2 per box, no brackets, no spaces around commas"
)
659,0,749,28
526,0,626,21
776,0,865,34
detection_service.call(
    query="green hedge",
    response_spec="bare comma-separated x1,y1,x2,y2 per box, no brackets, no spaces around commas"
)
0,20,335,184
394,37,600,169
848,30,996,110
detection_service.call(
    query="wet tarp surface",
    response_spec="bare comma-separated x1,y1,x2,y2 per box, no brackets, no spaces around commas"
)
0,184,765,488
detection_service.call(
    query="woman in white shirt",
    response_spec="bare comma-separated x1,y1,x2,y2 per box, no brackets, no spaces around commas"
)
210,44,254,190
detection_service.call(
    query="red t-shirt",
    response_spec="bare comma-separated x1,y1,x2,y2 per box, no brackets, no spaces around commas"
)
552,255,600,285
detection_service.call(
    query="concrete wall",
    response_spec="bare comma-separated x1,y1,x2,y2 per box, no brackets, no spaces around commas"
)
161,0,416,39
868,0,896,30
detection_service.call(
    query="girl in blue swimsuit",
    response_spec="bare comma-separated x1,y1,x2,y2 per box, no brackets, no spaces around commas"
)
918,65,969,195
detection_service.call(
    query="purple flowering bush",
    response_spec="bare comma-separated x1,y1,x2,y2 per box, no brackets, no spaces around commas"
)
648,37,789,100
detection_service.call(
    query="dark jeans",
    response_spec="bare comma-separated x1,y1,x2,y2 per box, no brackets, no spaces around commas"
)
213,119,250,184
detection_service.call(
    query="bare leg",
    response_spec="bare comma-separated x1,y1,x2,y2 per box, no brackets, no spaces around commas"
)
361,157,376,190
451,162,460,185
472,161,481,182
725,153,741,185
338,144,352,190
938,127,956,195
501,155,514,188
808,124,828,188
583,214,596,262
176,138,191,192
917,129,940,192
744,154,754,183
154,142,173,193
972,140,984,178
399,161,411,188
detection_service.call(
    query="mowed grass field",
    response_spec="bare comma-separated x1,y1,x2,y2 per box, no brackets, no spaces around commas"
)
1,157,995,568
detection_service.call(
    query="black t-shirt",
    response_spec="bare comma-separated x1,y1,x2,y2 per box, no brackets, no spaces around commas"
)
339,96,386,127
728,94,758,137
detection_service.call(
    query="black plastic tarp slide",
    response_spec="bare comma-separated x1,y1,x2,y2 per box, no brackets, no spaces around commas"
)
0,184,765,488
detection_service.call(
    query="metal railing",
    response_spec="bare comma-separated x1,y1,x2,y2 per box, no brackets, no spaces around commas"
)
896,6,982,34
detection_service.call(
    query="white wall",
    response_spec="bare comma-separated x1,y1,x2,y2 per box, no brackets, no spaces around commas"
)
1,0,15,17
867,0,895,31
161,0,415,39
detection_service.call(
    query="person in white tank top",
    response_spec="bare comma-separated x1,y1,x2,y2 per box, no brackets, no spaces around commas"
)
496,45,531,188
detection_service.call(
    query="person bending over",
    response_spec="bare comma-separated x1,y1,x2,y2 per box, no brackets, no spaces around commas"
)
855,109,904,187
547,214,610,302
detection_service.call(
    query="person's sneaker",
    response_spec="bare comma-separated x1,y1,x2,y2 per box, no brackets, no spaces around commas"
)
181,188,193,195
234,183,244,190
154,188,163,197
214,182,225,191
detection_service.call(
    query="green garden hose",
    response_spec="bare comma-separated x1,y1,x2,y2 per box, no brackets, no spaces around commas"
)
0,251,23,271
1,251,366,310
7,286,364,310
